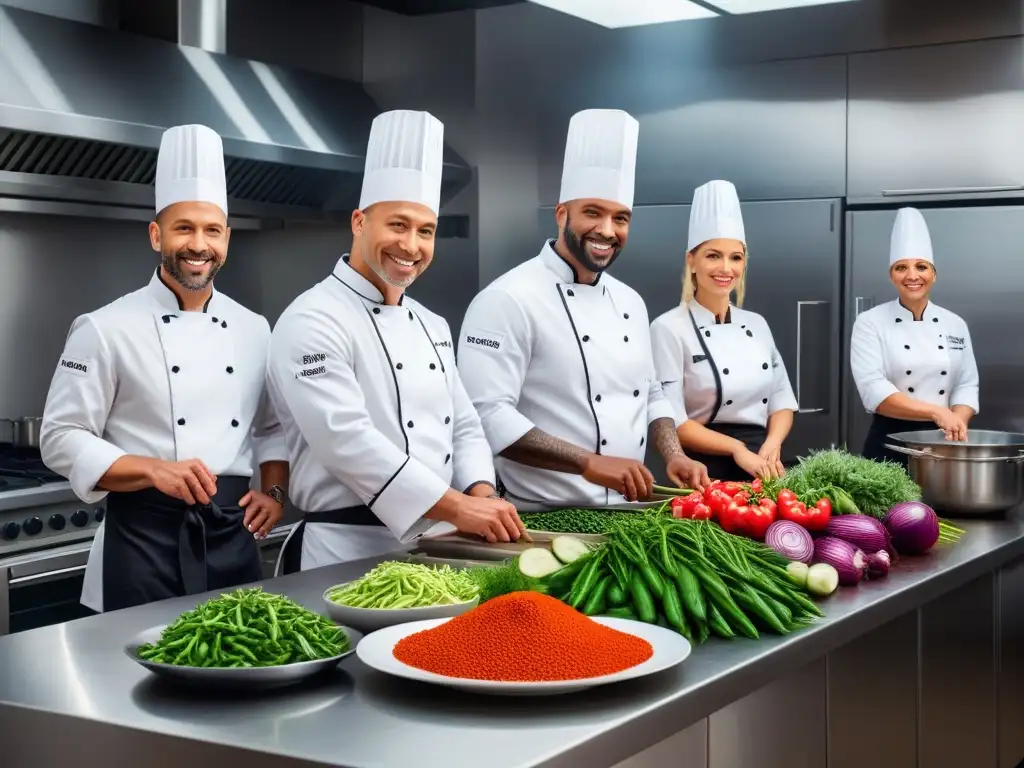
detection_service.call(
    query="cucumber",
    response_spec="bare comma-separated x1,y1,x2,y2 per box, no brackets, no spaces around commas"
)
551,536,590,565
518,548,563,578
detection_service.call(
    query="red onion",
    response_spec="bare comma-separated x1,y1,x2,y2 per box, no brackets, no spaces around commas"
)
866,550,891,578
764,520,815,564
884,502,940,555
824,515,891,554
813,536,868,586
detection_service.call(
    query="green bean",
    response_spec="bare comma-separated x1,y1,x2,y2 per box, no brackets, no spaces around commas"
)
326,561,479,610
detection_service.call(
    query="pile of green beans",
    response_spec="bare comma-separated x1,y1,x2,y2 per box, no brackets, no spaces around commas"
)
135,588,349,668
543,512,823,644
326,561,479,609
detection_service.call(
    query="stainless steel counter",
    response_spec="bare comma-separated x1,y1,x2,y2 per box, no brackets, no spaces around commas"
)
0,514,1022,768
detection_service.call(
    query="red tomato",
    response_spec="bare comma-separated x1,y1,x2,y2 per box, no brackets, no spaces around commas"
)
757,498,778,515
777,488,798,506
706,489,733,519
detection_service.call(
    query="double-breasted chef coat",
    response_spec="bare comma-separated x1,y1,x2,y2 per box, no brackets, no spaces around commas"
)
650,301,799,480
457,241,674,511
266,255,496,571
40,268,287,612
850,300,979,463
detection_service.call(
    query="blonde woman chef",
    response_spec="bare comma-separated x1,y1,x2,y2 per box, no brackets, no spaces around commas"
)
650,180,798,482
850,207,979,466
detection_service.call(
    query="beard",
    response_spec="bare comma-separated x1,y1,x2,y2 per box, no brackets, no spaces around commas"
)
564,217,622,274
162,247,224,292
365,239,417,290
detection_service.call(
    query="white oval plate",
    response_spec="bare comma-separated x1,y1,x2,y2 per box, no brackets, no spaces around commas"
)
323,584,479,633
356,616,691,696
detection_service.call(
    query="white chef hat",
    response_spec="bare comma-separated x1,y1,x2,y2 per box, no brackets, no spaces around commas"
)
687,180,745,253
889,207,934,266
358,110,445,216
155,124,227,216
558,109,639,210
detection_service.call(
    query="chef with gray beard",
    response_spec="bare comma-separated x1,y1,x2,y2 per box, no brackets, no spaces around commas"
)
458,109,710,512
40,124,288,613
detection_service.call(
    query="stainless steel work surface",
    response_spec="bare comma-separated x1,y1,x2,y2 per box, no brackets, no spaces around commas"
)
1,515,1023,768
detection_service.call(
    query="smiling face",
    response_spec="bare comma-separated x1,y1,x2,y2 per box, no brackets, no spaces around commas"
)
890,258,936,303
555,198,631,275
350,201,437,294
149,201,230,293
687,238,746,301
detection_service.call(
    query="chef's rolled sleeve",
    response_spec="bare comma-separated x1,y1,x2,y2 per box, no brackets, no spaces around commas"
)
950,325,981,413
850,313,899,412
251,387,289,466
649,318,687,426
267,309,449,541
457,289,537,453
40,316,126,503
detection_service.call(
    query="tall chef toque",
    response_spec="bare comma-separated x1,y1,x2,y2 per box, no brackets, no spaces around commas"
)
889,207,934,266
155,124,228,217
359,110,445,216
558,109,639,210
687,180,746,253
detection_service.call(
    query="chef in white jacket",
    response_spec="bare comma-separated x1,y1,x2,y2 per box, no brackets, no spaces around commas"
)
850,207,979,465
267,110,526,573
650,180,799,482
40,124,289,613
458,109,709,511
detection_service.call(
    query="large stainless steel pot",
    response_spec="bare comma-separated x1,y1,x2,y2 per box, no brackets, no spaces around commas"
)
885,429,1024,516
2,417,43,448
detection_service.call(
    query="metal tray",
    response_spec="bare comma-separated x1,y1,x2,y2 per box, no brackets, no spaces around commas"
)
124,624,361,691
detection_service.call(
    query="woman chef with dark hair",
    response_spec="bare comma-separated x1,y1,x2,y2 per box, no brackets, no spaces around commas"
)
850,207,979,465
40,125,289,613
650,180,799,482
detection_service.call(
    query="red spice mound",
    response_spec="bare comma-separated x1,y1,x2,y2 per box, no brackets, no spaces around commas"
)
392,591,654,682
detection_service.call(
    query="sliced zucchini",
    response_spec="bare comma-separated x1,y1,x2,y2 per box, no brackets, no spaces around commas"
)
551,535,590,565
518,548,564,579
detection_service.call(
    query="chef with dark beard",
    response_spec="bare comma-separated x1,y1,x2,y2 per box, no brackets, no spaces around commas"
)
458,109,710,511
40,124,289,613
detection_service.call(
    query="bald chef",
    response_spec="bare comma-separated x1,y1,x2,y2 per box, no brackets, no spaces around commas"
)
458,109,710,511
40,124,289,613
267,110,527,573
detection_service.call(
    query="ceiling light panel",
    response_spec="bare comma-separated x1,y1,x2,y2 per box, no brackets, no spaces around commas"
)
709,0,858,13
527,0,717,29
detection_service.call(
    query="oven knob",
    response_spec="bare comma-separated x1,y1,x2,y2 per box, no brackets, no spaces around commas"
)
71,510,90,528
95,508,105,523
48,514,67,531
2,522,20,540
22,517,43,536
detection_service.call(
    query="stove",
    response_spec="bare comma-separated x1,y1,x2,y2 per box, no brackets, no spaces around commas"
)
0,444,104,558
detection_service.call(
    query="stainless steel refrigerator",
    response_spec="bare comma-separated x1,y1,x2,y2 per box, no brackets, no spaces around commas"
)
539,198,844,472
843,205,1024,453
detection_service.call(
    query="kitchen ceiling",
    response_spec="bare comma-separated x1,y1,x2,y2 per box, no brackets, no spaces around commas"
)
359,0,522,14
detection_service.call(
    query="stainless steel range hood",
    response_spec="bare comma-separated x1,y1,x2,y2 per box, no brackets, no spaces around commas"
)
0,4,471,223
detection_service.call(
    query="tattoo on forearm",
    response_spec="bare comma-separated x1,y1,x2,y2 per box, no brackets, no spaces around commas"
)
500,428,589,475
651,417,685,461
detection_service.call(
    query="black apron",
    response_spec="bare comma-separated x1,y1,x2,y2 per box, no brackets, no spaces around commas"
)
102,475,260,612
685,308,769,482
279,506,385,575
862,414,931,469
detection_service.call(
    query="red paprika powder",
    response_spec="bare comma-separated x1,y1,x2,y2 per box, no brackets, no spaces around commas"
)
392,591,653,682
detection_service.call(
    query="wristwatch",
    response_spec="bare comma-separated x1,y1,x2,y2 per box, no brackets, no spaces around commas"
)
266,485,286,506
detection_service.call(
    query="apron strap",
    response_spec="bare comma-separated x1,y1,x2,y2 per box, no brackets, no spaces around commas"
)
689,308,724,424
278,505,386,576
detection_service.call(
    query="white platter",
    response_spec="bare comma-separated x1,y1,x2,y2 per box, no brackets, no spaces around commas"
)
356,616,691,696
322,584,479,633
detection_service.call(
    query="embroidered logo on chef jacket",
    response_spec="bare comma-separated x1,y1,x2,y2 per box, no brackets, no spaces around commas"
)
302,352,327,365
946,334,965,351
58,355,92,377
463,331,503,351
434,339,452,349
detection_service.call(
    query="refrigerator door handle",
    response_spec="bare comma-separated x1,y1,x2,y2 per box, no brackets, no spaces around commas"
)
854,296,875,316
796,300,829,415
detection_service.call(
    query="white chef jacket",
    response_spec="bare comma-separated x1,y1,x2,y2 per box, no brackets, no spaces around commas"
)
40,267,287,612
850,300,980,414
650,302,799,428
266,255,496,569
457,241,674,511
